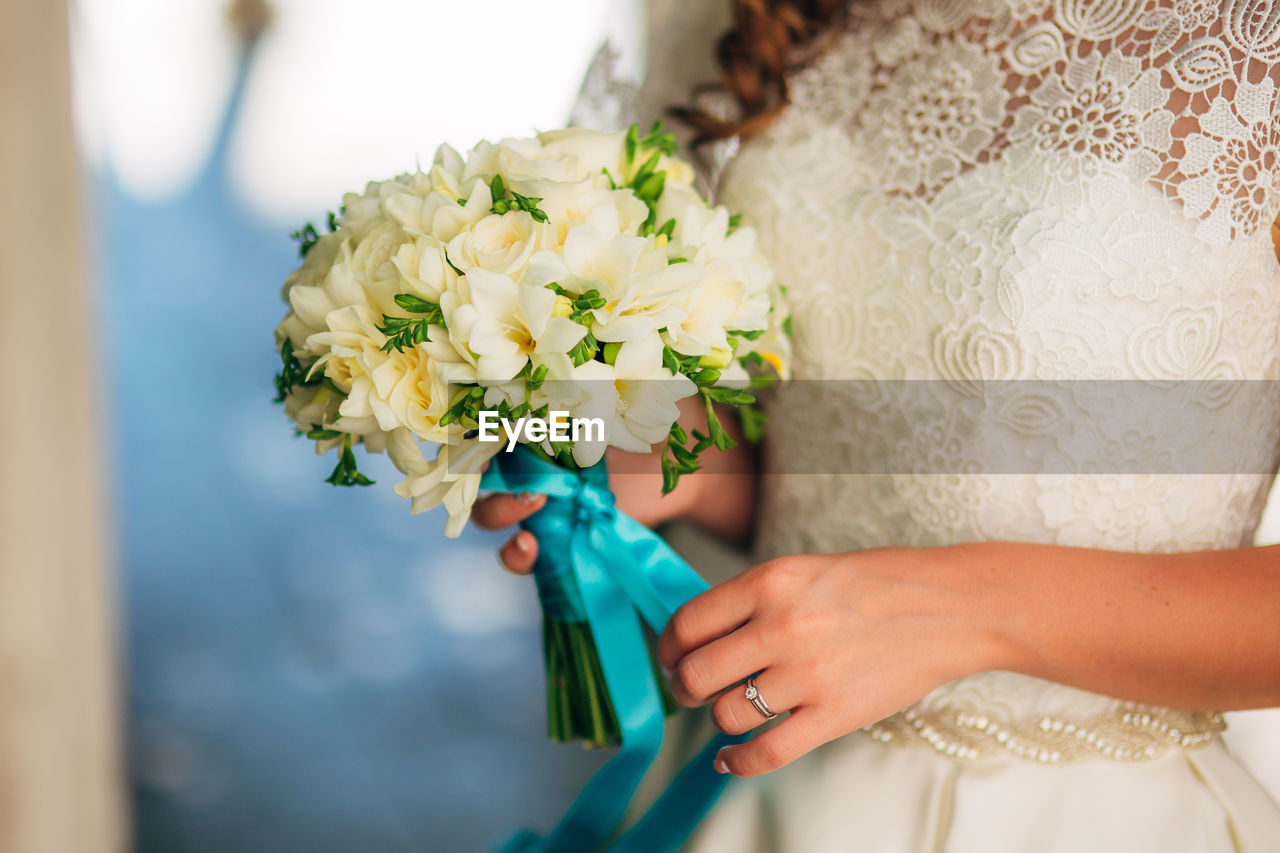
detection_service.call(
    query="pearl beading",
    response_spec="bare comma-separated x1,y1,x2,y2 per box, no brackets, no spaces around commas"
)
864,705,1225,765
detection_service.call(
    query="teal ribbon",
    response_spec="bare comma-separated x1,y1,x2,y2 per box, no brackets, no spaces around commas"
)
481,448,745,852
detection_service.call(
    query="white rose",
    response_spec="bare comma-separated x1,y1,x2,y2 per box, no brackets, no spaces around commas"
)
348,217,410,291
537,127,629,180
446,210,553,280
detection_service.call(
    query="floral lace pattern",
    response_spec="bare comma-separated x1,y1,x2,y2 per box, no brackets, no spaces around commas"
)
720,0,1280,762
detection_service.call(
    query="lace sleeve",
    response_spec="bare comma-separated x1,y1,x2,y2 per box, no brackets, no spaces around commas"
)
779,0,1280,248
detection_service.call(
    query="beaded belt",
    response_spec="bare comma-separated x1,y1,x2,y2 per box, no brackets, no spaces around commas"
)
864,704,1226,764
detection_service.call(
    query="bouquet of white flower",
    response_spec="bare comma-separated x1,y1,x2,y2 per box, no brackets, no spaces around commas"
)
272,124,788,756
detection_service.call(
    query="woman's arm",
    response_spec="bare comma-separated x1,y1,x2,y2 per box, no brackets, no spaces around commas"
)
656,541,1280,778
974,541,1280,710
473,395,759,572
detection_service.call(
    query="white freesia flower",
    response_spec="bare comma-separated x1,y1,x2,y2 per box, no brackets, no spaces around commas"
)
392,234,459,303
526,205,694,342
439,267,588,382
389,431,500,538
608,334,697,452
518,176,650,244
382,175,491,242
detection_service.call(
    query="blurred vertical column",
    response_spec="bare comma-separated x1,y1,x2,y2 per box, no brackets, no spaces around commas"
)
0,0,124,851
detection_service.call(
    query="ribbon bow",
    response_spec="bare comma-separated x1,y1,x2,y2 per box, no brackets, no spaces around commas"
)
481,448,744,852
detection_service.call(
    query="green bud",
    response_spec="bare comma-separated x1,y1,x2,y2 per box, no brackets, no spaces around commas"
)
699,347,733,369
602,341,622,365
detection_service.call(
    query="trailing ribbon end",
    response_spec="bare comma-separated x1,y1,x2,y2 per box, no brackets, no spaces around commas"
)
480,447,742,852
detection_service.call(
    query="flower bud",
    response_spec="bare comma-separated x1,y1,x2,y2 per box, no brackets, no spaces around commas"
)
699,347,733,369
551,294,574,319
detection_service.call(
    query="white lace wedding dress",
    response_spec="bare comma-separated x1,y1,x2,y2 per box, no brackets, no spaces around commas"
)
586,1,1280,849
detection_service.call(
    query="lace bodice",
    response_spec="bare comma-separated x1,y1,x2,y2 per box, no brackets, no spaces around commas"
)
709,0,1280,761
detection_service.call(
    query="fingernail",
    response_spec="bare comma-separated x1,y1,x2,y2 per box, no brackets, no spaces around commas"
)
517,527,537,555
714,758,729,774
515,492,539,506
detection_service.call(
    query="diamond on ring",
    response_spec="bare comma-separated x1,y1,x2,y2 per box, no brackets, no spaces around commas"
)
745,676,776,720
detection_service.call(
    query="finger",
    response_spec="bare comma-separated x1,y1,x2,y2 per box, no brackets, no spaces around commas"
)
669,625,770,707
497,530,537,575
714,707,834,778
708,670,798,735
658,570,761,670
472,492,545,530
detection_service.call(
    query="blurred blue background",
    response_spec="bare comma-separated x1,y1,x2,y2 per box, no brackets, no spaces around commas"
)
78,1,626,849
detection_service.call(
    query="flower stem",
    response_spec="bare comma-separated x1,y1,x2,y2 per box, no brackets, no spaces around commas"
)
541,616,674,748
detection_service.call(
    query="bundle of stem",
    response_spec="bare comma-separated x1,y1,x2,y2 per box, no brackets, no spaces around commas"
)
542,615,677,748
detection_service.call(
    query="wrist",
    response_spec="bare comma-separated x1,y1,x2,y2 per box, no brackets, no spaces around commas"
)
928,543,1028,679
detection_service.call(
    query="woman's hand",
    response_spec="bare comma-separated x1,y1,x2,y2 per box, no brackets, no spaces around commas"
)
473,396,758,572
657,546,1005,778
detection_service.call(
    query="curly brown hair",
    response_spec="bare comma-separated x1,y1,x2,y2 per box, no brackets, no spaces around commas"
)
671,0,847,144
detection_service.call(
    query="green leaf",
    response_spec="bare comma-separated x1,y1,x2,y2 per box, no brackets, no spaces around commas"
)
273,337,323,403
526,363,548,390
639,120,678,155
290,222,320,258
306,427,343,441
625,123,639,165
635,172,665,202
739,405,767,444
662,346,682,375
569,332,598,366
632,151,661,184
703,394,736,451
668,439,700,471
323,435,375,487
660,453,681,495
702,386,755,406
656,218,676,240
394,293,437,314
